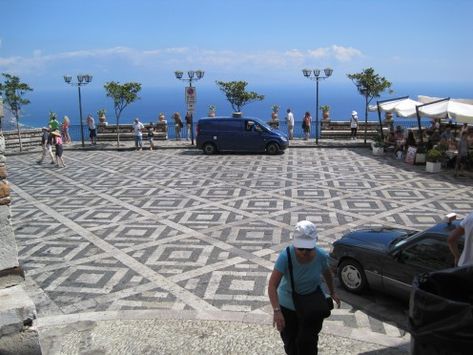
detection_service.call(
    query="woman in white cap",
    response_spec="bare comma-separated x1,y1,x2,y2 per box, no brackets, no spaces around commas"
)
268,220,340,354
350,111,359,140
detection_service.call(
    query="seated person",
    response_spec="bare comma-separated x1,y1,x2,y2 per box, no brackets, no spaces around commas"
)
245,121,255,131
440,126,453,143
394,126,405,152
405,130,417,149
384,131,396,146
427,129,441,150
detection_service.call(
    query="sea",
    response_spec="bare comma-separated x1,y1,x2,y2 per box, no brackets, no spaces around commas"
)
3,81,472,130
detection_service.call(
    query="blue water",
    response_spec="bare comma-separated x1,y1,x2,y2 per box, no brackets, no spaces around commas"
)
8,82,473,128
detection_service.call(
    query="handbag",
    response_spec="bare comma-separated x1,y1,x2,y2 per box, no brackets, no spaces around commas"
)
286,247,333,323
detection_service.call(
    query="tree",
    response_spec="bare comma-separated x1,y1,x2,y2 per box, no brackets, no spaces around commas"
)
215,81,264,113
347,67,392,142
104,81,141,146
0,73,33,151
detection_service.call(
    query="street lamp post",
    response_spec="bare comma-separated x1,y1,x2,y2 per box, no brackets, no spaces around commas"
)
302,68,333,144
174,70,205,145
63,74,93,147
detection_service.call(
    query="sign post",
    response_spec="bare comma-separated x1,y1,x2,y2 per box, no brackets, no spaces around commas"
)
185,87,196,144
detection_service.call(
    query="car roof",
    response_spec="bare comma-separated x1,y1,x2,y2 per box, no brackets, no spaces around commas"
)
423,219,462,236
198,116,263,122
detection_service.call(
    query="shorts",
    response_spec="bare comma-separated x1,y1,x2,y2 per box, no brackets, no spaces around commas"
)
55,145,63,157
89,129,97,138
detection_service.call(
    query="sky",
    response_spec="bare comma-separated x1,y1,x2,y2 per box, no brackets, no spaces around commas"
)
1,0,473,92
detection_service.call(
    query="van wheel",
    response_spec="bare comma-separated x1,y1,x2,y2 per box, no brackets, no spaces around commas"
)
203,143,216,155
266,142,279,155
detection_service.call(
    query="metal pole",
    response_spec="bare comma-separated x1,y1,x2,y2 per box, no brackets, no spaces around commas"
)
189,80,194,145
78,85,85,147
376,101,384,141
315,79,319,144
364,94,368,143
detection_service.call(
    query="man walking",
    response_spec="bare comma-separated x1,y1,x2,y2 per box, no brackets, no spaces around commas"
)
133,117,145,150
448,211,473,266
350,111,359,140
87,114,97,145
37,127,55,165
286,108,294,140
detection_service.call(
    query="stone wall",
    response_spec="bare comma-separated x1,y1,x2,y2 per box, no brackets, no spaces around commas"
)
0,134,42,354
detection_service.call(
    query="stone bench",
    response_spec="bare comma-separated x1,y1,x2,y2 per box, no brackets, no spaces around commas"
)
97,123,168,141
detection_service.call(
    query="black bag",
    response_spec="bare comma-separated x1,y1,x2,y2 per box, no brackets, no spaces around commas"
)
286,247,332,323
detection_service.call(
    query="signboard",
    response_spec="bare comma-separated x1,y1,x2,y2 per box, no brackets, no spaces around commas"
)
185,86,196,103
187,101,195,113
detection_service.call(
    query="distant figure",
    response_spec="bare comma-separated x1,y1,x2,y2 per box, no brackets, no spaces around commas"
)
460,122,469,135
185,112,192,141
350,111,359,140
455,131,470,177
133,117,145,151
37,127,55,165
302,112,311,140
62,115,71,144
173,112,183,141
86,114,97,145
286,108,294,140
49,114,59,132
448,211,473,266
405,130,417,149
147,124,155,150
51,130,65,168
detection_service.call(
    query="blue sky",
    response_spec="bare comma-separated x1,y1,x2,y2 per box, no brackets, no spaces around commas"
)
1,0,473,90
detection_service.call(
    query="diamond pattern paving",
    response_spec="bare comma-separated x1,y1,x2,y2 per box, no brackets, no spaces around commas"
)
7,147,472,338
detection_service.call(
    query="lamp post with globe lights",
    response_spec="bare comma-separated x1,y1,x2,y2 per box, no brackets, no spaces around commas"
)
302,68,333,144
63,74,92,147
174,70,204,145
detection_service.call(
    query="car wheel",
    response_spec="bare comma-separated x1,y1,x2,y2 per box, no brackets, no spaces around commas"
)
338,259,367,293
266,142,279,155
202,143,216,155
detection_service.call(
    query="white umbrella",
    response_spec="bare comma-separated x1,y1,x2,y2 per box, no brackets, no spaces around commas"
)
417,96,473,123
369,97,422,118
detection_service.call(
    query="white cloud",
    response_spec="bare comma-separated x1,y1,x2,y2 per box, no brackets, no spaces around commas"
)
0,45,364,78
331,45,363,62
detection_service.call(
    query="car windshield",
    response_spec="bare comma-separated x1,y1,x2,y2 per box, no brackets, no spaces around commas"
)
390,230,419,249
258,121,272,131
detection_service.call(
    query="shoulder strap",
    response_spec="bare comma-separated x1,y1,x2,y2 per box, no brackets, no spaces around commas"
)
286,247,296,293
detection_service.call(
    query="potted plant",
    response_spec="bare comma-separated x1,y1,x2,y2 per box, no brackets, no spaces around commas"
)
371,132,385,155
208,105,216,117
97,108,107,123
415,144,427,164
426,147,442,173
320,105,330,120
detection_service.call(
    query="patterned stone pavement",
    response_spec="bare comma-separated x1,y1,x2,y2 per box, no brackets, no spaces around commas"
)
7,147,473,353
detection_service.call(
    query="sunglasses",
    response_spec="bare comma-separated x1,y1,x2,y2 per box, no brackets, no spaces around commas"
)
296,248,314,252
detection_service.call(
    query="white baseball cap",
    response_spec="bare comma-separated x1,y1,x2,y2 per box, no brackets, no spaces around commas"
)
352,111,358,116
292,220,318,249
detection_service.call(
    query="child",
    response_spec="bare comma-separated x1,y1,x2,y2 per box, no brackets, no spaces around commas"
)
51,131,66,168
147,124,155,150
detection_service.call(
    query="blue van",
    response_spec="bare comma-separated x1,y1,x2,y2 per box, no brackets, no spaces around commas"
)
196,116,289,155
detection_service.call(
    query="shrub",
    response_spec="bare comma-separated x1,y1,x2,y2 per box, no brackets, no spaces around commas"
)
426,148,442,162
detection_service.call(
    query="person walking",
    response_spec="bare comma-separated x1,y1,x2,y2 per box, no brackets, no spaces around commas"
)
350,111,359,140
268,220,340,355
302,112,311,140
51,131,65,168
86,114,97,145
448,211,473,267
133,117,145,150
61,115,71,144
185,112,192,141
286,108,294,140
37,127,55,165
147,123,155,150
173,112,183,141
49,113,60,132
